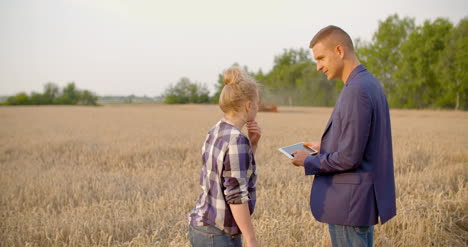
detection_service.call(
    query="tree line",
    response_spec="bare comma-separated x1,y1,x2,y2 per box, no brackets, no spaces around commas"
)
164,14,467,110
2,82,98,106
3,14,465,109
356,14,467,110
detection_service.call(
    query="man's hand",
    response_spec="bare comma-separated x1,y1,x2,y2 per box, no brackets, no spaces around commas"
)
291,150,310,167
304,141,320,153
246,121,261,148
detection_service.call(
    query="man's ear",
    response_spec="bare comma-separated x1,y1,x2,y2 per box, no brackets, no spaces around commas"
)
335,45,345,59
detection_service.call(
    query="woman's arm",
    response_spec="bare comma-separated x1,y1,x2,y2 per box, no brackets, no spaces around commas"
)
224,134,259,246
230,203,258,247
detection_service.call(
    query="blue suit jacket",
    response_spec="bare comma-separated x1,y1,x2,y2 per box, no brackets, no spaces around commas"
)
304,65,396,226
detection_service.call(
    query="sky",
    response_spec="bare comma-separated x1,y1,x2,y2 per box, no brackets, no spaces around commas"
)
0,0,466,97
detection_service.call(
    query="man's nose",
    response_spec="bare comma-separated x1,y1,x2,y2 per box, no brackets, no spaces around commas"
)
316,63,323,71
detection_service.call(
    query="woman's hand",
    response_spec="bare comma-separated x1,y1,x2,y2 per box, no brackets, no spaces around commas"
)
246,121,261,152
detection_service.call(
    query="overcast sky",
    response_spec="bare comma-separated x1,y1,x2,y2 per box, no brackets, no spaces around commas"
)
1,0,466,96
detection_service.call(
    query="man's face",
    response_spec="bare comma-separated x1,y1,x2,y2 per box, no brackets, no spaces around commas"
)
312,42,344,81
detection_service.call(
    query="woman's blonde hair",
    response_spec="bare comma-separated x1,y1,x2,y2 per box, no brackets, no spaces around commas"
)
219,66,259,113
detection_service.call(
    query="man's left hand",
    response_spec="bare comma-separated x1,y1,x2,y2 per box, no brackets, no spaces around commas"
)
291,150,309,167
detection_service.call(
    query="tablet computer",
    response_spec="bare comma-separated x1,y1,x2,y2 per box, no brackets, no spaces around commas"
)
278,142,318,159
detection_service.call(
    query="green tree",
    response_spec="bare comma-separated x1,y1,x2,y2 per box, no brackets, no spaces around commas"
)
356,14,415,102
43,83,60,104
6,92,31,105
393,18,453,108
210,73,224,104
2,82,98,106
79,90,98,106
57,82,80,105
258,48,341,106
30,92,46,105
436,17,468,110
164,77,210,104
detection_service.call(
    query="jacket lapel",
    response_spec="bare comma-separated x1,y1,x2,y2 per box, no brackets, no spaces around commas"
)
322,111,334,139
322,86,346,139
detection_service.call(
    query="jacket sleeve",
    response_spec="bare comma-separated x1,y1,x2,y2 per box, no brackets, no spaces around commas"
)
222,135,252,204
305,87,372,175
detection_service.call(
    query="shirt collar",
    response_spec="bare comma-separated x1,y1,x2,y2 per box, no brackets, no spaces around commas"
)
220,118,243,132
345,64,366,86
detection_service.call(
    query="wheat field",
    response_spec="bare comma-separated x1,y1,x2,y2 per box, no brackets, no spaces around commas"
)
0,105,467,246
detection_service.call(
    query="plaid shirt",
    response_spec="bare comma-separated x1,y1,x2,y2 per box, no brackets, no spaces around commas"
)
189,119,257,236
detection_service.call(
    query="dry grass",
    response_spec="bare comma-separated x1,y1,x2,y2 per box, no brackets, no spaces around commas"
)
0,105,467,246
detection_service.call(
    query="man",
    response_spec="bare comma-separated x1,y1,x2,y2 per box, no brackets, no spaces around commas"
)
291,25,396,246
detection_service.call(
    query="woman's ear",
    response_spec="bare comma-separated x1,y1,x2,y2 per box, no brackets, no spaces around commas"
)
245,100,252,113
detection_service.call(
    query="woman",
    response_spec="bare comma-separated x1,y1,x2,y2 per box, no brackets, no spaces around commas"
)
188,66,261,247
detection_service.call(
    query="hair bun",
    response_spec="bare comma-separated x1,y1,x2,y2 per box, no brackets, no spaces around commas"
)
223,66,242,85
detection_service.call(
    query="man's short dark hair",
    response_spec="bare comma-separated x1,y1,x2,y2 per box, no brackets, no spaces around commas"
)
309,25,354,51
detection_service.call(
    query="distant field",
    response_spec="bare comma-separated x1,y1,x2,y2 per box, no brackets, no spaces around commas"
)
0,105,467,246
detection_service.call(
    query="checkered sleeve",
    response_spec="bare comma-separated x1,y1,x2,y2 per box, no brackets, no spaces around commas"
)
222,134,252,204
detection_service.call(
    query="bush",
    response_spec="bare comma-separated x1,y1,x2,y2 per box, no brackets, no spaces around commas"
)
163,77,210,104
3,82,98,106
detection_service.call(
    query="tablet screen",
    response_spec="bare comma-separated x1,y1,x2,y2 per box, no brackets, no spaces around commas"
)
278,143,318,159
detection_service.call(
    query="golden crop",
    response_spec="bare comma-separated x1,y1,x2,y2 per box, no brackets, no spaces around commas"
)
0,105,466,246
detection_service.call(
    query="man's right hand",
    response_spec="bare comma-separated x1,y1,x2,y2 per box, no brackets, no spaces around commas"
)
304,141,320,154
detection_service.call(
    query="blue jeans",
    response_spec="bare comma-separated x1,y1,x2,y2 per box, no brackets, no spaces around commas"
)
329,224,374,247
189,224,242,247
